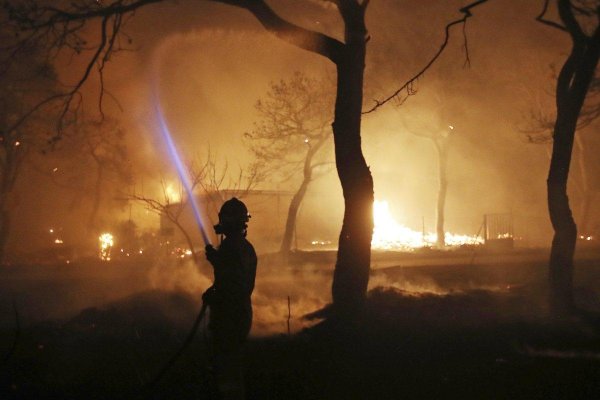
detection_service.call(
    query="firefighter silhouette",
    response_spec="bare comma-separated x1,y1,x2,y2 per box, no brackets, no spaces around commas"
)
203,198,257,400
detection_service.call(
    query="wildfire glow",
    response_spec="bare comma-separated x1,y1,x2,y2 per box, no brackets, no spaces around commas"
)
99,233,114,261
371,200,483,250
165,183,181,203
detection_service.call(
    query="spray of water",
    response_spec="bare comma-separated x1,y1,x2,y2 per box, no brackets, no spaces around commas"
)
152,87,211,246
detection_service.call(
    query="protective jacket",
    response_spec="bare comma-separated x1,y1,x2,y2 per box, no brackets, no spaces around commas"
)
206,235,257,343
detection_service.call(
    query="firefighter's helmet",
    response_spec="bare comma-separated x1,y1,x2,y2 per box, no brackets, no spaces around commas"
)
214,197,250,235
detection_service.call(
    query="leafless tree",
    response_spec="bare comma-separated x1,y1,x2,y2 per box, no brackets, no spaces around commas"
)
0,24,58,262
129,154,262,265
1,0,134,133
364,0,490,114
520,63,600,237
244,72,334,256
131,177,201,264
401,92,456,248
536,0,600,314
37,117,133,231
196,155,265,218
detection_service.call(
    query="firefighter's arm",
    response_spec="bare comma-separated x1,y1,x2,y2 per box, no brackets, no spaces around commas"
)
205,245,221,268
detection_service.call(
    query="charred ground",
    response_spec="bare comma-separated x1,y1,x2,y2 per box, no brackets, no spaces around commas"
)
1,249,600,399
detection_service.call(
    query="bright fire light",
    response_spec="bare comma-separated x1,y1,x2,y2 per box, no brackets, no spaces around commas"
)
99,233,114,261
165,183,181,203
371,200,483,250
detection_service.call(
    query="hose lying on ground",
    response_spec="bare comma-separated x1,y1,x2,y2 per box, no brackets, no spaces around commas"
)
141,301,208,397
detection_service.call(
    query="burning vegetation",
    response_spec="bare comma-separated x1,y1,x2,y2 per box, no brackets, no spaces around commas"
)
371,200,484,250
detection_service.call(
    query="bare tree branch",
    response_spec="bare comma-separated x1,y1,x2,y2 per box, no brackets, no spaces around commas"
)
536,0,569,31
4,0,161,132
4,0,346,134
4,93,66,139
363,0,490,114
559,0,589,41
209,0,344,62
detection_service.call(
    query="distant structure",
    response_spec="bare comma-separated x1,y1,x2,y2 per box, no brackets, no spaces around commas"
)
160,189,305,252
483,213,514,250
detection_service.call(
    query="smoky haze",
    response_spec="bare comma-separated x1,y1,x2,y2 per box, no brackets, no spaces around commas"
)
3,0,600,334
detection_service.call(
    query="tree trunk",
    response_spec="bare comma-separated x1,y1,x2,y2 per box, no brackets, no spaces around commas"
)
280,137,327,255
548,10,600,313
331,3,374,314
575,135,591,236
434,140,448,248
548,138,578,313
280,179,309,255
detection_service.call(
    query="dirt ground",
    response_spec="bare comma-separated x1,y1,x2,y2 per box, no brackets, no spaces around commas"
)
1,247,600,399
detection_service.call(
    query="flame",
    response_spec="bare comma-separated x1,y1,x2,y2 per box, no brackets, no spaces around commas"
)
372,200,425,250
165,183,181,203
99,233,114,261
371,200,482,250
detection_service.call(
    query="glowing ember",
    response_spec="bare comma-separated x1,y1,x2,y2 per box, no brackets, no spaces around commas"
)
371,200,482,250
99,233,114,261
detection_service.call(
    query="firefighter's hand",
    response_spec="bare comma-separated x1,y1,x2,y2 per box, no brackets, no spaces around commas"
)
205,244,218,264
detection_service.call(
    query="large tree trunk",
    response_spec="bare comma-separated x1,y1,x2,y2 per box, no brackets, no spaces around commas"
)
548,115,579,313
330,3,374,314
435,140,448,248
548,5,600,313
214,0,373,314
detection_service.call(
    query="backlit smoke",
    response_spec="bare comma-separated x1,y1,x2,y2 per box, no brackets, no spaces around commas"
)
152,80,211,246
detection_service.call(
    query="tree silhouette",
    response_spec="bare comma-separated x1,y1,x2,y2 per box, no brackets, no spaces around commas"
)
400,92,456,249
244,72,334,256
520,63,600,238
0,26,58,262
537,0,600,314
129,153,262,266
40,118,133,231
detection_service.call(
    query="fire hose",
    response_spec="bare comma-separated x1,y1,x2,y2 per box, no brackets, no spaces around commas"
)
141,301,208,396
142,80,214,396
